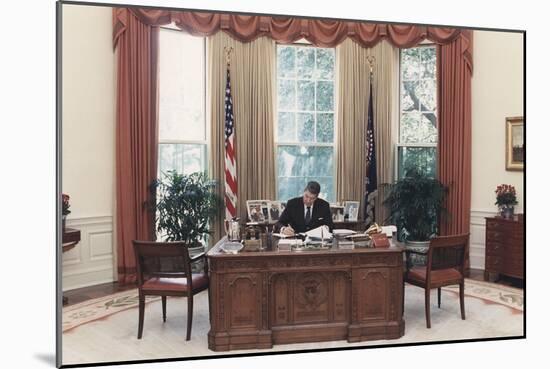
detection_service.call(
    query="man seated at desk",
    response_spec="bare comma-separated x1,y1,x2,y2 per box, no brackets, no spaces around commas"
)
276,181,334,236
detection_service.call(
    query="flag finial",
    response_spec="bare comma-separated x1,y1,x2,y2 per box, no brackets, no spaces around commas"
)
366,55,376,77
223,46,234,67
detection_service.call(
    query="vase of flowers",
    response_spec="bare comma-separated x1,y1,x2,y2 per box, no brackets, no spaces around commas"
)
495,184,518,219
62,194,71,230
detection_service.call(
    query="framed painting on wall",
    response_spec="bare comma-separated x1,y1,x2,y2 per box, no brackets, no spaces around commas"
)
506,116,524,171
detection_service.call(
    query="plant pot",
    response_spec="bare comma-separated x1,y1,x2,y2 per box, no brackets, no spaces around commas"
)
501,206,514,220
62,215,67,231
405,240,430,267
188,242,206,273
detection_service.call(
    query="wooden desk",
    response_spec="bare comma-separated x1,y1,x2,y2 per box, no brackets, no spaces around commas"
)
62,227,81,305
207,237,405,351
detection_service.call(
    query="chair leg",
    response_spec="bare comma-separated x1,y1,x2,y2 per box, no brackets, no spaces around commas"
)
138,293,145,339
459,282,466,320
162,296,167,322
402,280,405,317
186,295,194,341
425,289,431,329
438,287,441,308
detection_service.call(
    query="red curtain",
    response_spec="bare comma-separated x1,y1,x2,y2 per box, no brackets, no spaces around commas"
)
437,31,473,266
115,10,159,284
113,8,470,66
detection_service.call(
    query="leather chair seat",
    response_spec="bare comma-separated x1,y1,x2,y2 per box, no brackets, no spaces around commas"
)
407,266,462,285
142,273,209,293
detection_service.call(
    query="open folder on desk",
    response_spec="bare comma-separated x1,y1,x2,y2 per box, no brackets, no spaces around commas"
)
272,225,333,239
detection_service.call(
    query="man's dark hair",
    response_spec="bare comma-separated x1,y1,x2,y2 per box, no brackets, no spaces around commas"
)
304,181,321,196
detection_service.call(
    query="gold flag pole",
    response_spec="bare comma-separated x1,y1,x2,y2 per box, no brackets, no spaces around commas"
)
223,46,234,68
366,55,376,80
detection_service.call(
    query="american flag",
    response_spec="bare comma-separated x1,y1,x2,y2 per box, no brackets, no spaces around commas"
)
224,67,237,220
364,82,377,222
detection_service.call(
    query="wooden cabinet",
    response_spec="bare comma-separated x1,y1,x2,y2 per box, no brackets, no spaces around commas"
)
207,239,404,351
484,215,524,281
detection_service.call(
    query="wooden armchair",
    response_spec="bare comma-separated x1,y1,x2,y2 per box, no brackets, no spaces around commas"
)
404,234,469,328
133,240,209,340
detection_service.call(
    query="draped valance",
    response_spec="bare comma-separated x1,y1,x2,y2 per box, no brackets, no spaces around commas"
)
112,8,472,70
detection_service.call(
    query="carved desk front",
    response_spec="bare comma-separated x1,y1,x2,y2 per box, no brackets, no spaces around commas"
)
207,237,405,351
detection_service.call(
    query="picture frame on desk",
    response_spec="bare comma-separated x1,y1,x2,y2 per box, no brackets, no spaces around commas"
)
246,200,269,223
330,204,345,222
343,201,360,221
268,201,284,222
505,116,524,171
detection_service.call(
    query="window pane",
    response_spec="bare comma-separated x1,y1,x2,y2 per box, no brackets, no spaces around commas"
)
277,177,303,201
277,145,334,183
401,81,419,111
316,113,334,143
278,112,296,141
421,47,436,78
297,113,315,142
397,146,436,179
277,46,296,78
401,48,421,80
278,79,296,110
417,79,436,111
400,112,437,144
296,47,315,79
158,143,206,176
159,30,205,142
316,48,335,80
297,80,315,111
316,81,334,111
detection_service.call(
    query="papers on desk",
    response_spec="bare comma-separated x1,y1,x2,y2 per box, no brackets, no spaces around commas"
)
333,229,357,236
301,225,332,240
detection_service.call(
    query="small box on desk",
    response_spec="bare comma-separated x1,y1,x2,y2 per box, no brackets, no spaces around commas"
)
371,233,390,248
277,238,302,252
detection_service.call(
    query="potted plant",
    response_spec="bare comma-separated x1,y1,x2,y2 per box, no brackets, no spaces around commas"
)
152,170,222,254
62,194,71,231
383,168,448,265
495,184,518,219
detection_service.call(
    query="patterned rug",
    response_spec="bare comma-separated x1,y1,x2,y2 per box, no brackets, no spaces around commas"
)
442,278,523,312
63,278,522,333
62,291,160,332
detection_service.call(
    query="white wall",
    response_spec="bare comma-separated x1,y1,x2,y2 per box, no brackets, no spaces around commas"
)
62,4,116,290
470,30,524,269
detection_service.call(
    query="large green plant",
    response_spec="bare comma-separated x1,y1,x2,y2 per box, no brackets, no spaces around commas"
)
153,171,222,245
383,168,448,242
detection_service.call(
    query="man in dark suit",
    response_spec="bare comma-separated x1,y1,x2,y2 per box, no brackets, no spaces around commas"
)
276,181,334,235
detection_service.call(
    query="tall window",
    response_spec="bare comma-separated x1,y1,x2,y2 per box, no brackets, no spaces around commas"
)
276,44,336,201
158,28,207,176
398,45,437,179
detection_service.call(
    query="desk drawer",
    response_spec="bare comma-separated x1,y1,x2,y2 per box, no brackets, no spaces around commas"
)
485,255,503,271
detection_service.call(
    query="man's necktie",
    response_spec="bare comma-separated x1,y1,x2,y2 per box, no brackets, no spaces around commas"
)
305,206,311,224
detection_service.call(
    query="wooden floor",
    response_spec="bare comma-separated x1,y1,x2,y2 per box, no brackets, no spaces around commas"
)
63,268,523,307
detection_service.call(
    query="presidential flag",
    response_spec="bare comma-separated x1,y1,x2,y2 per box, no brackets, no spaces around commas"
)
364,82,377,224
224,67,237,220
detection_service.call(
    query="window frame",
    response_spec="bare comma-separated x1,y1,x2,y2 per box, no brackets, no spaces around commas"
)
157,27,209,176
395,43,438,180
275,42,337,201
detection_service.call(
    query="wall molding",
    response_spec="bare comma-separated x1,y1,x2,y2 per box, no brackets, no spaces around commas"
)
63,215,115,291
469,209,495,271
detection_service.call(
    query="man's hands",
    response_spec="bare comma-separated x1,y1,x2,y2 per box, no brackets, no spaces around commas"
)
281,225,295,236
